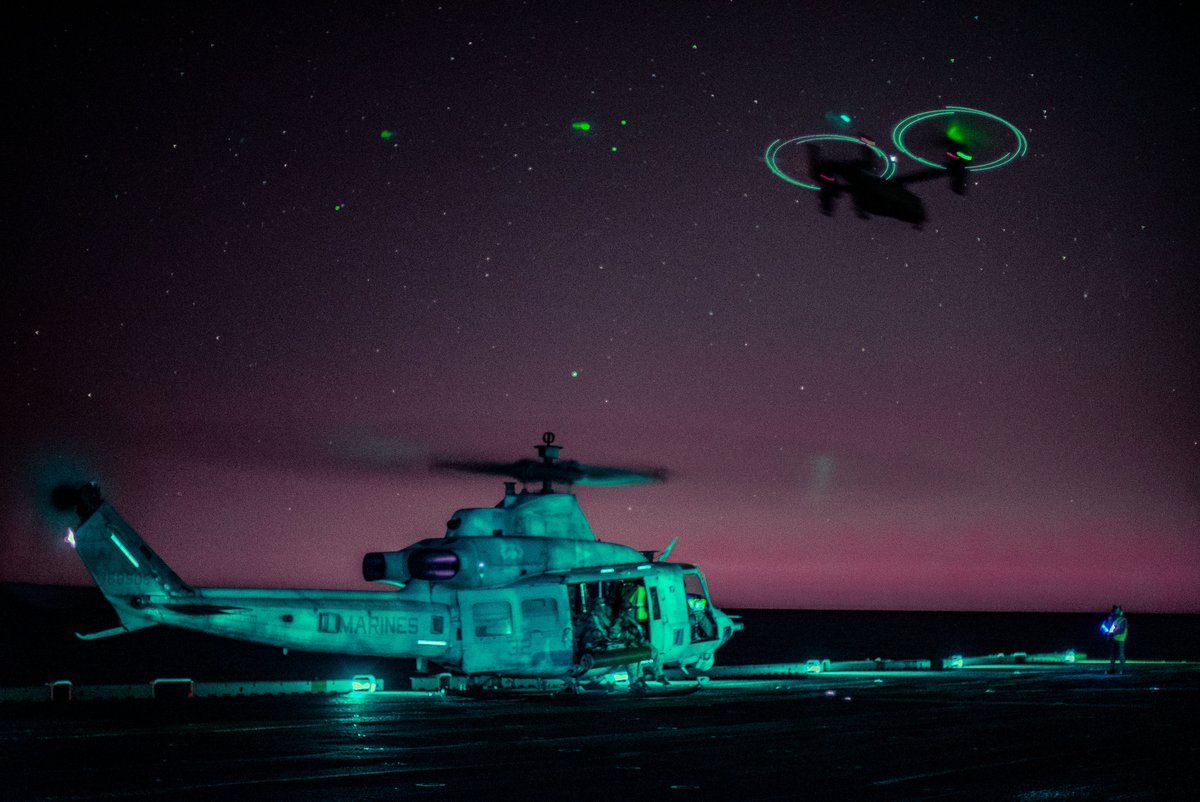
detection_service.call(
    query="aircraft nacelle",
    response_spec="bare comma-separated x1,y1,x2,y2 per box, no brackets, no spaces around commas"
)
362,536,646,588
363,488,648,587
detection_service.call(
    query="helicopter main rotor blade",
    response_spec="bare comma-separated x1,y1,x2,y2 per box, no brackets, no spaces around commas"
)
569,462,667,486
433,458,666,486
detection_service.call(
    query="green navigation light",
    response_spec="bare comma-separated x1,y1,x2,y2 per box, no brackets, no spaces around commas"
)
620,119,628,125
611,146,618,152
572,121,592,131
380,130,393,139
570,370,579,378
334,203,344,211
839,114,852,123
956,151,973,161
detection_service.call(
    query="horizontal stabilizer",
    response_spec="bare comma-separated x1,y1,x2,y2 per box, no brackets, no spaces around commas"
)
75,621,157,640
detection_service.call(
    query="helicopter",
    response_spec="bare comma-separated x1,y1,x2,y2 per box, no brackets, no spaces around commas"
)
57,433,740,692
806,134,970,228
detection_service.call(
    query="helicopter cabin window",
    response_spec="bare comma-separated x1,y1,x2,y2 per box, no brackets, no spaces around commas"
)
472,601,513,638
521,597,558,631
430,615,445,635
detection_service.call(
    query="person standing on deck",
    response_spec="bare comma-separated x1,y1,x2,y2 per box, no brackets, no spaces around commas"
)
1101,605,1128,674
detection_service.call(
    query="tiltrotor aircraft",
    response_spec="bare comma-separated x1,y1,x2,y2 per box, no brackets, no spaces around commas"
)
60,433,740,691
807,134,968,227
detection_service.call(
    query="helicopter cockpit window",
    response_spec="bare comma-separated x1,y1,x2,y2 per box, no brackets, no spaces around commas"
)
472,601,513,638
683,572,718,642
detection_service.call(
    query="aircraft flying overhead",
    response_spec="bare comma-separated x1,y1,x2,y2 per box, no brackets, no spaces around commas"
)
765,106,1029,229
56,433,740,693
807,134,969,228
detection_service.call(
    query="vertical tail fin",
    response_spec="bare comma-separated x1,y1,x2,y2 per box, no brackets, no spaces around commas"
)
70,501,192,632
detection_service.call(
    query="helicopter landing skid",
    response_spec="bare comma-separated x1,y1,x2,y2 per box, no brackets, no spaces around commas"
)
456,676,569,698
631,678,702,697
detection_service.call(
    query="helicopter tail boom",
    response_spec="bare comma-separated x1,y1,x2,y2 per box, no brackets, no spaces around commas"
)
67,494,456,658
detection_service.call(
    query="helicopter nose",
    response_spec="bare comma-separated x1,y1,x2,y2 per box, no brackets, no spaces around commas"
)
714,610,740,643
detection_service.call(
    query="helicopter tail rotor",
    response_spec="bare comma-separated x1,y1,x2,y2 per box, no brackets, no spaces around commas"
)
21,448,105,540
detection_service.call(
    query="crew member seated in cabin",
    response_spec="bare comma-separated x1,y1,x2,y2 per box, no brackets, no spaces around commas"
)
688,595,716,641
610,581,649,648
573,584,613,654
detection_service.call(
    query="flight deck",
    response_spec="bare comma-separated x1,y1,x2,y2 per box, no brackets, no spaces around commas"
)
3,662,1197,800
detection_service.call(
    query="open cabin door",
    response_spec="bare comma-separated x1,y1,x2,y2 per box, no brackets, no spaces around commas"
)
459,585,572,675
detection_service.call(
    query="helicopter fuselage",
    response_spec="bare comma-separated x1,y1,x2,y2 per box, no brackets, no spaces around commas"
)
67,486,737,684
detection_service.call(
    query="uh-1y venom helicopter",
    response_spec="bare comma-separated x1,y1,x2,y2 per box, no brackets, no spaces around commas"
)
807,134,969,228
58,433,740,692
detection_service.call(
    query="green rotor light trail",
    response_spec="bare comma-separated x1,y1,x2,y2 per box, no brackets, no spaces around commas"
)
892,106,1028,172
764,134,897,191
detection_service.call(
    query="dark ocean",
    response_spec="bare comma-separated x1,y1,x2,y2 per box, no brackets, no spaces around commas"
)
719,608,1200,665
2,584,1197,687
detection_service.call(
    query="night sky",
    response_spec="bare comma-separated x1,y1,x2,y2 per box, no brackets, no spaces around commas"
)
4,2,1197,613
